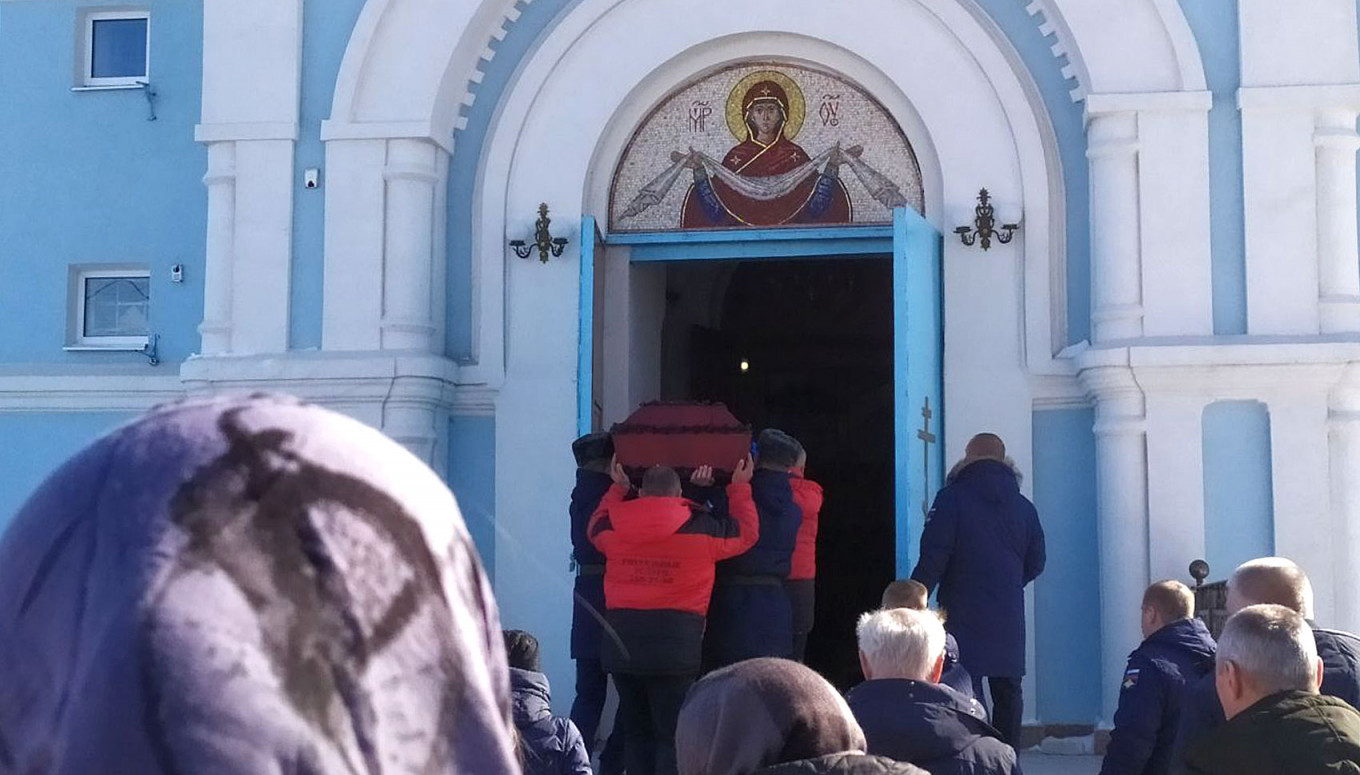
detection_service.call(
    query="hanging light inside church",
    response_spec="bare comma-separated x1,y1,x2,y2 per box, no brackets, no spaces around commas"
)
739,359,750,374
509,202,569,262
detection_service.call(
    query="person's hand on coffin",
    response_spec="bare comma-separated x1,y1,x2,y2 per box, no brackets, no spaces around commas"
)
690,465,715,487
731,456,754,485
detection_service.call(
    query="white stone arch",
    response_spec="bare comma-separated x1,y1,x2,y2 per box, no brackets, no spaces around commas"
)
314,0,1212,718
472,0,1058,713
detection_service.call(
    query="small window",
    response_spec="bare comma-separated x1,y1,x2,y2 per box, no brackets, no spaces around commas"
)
68,267,150,348
82,11,149,87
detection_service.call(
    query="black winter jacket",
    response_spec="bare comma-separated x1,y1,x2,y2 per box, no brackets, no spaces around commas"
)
510,667,592,775
846,679,1021,775
1182,691,1360,775
754,753,928,775
569,470,613,659
1100,617,1216,775
1172,623,1360,768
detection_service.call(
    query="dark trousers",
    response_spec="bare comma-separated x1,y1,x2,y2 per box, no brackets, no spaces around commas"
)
612,672,695,775
571,658,608,751
570,658,625,774
972,674,1023,746
786,579,816,663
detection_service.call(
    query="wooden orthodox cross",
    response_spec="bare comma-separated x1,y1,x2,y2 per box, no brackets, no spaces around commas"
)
917,397,936,519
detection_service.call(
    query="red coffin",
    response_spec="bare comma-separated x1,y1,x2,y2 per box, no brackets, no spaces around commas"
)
611,401,752,475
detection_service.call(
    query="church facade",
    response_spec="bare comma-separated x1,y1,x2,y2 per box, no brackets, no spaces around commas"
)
3,0,1360,729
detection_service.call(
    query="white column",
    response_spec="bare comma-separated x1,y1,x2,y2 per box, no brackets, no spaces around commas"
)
1315,109,1360,333
380,139,443,352
199,142,236,356
1082,363,1149,723
1086,112,1143,342
1331,365,1360,632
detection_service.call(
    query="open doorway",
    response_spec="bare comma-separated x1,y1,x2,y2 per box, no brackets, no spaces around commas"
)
657,256,896,688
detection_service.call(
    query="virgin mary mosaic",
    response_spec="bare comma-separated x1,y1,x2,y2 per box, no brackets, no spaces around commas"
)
610,63,924,232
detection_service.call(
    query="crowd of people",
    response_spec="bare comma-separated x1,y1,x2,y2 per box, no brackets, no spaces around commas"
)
0,393,1357,775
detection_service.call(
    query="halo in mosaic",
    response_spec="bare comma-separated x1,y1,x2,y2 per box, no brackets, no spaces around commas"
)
609,62,924,232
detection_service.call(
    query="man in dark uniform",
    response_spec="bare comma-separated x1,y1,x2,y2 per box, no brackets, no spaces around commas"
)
1171,557,1360,772
566,433,618,767
1100,580,1216,775
910,432,1046,747
702,428,804,671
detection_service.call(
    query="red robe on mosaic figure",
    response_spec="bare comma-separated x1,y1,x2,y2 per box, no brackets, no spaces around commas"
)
682,80,852,228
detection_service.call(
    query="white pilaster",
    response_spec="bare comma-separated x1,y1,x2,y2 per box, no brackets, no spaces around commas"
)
1314,110,1360,332
1238,0,1360,336
1268,392,1336,624
1132,98,1214,337
1080,355,1149,724
1144,394,1209,583
195,0,303,355
1330,365,1360,632
382,139,445,352
1085,112,1143,343
321,137,449,354
199,142,236,356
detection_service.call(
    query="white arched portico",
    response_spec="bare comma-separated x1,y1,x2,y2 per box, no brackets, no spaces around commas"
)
317,0,1209,723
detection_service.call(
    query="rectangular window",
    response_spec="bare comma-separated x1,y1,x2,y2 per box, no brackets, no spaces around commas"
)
82,11,149,87
68,267,151,348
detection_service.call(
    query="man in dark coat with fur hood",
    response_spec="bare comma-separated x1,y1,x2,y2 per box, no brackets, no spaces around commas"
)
910,433,1046,747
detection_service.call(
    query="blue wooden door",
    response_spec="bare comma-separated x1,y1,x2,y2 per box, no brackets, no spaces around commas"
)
578,216,605,436
893,207,944,576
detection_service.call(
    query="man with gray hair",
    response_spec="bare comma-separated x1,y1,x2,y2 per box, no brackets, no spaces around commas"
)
1181,604,1360,774
1172,557,1360,766
846,607,1019,775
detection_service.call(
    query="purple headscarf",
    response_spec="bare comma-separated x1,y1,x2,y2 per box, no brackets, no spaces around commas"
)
0,394,519,774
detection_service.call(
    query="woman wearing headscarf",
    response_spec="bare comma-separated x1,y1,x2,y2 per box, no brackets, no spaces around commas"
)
0,394,520,774
675,658,927,775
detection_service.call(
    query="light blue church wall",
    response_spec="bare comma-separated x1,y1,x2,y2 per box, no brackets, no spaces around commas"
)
0,412,134,535
290,0,368,351
444,0,1094,357
447,415,498,576
0,0,205,366
1031,408,1102,723
1202,401,1274,580
1180,0,1248,335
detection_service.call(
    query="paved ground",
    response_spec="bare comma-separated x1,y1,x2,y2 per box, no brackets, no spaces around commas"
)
1018,751,1101,774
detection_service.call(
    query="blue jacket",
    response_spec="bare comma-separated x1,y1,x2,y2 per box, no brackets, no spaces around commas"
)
847,679,1021,775
716,469,802,579
510,667,593,775
910,460,1045,677
1100,617,1216,775
1172,624,1360,771
569,469,613,659
704,469,804,666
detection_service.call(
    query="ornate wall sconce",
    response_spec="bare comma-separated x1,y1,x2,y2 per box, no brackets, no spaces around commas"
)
954,188,1019,250
509,203,569,262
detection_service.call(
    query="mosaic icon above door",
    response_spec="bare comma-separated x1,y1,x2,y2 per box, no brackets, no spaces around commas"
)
609,62,924,232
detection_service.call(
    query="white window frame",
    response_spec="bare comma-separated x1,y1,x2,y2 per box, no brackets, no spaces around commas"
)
81,10,150,88
67,266,151,350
